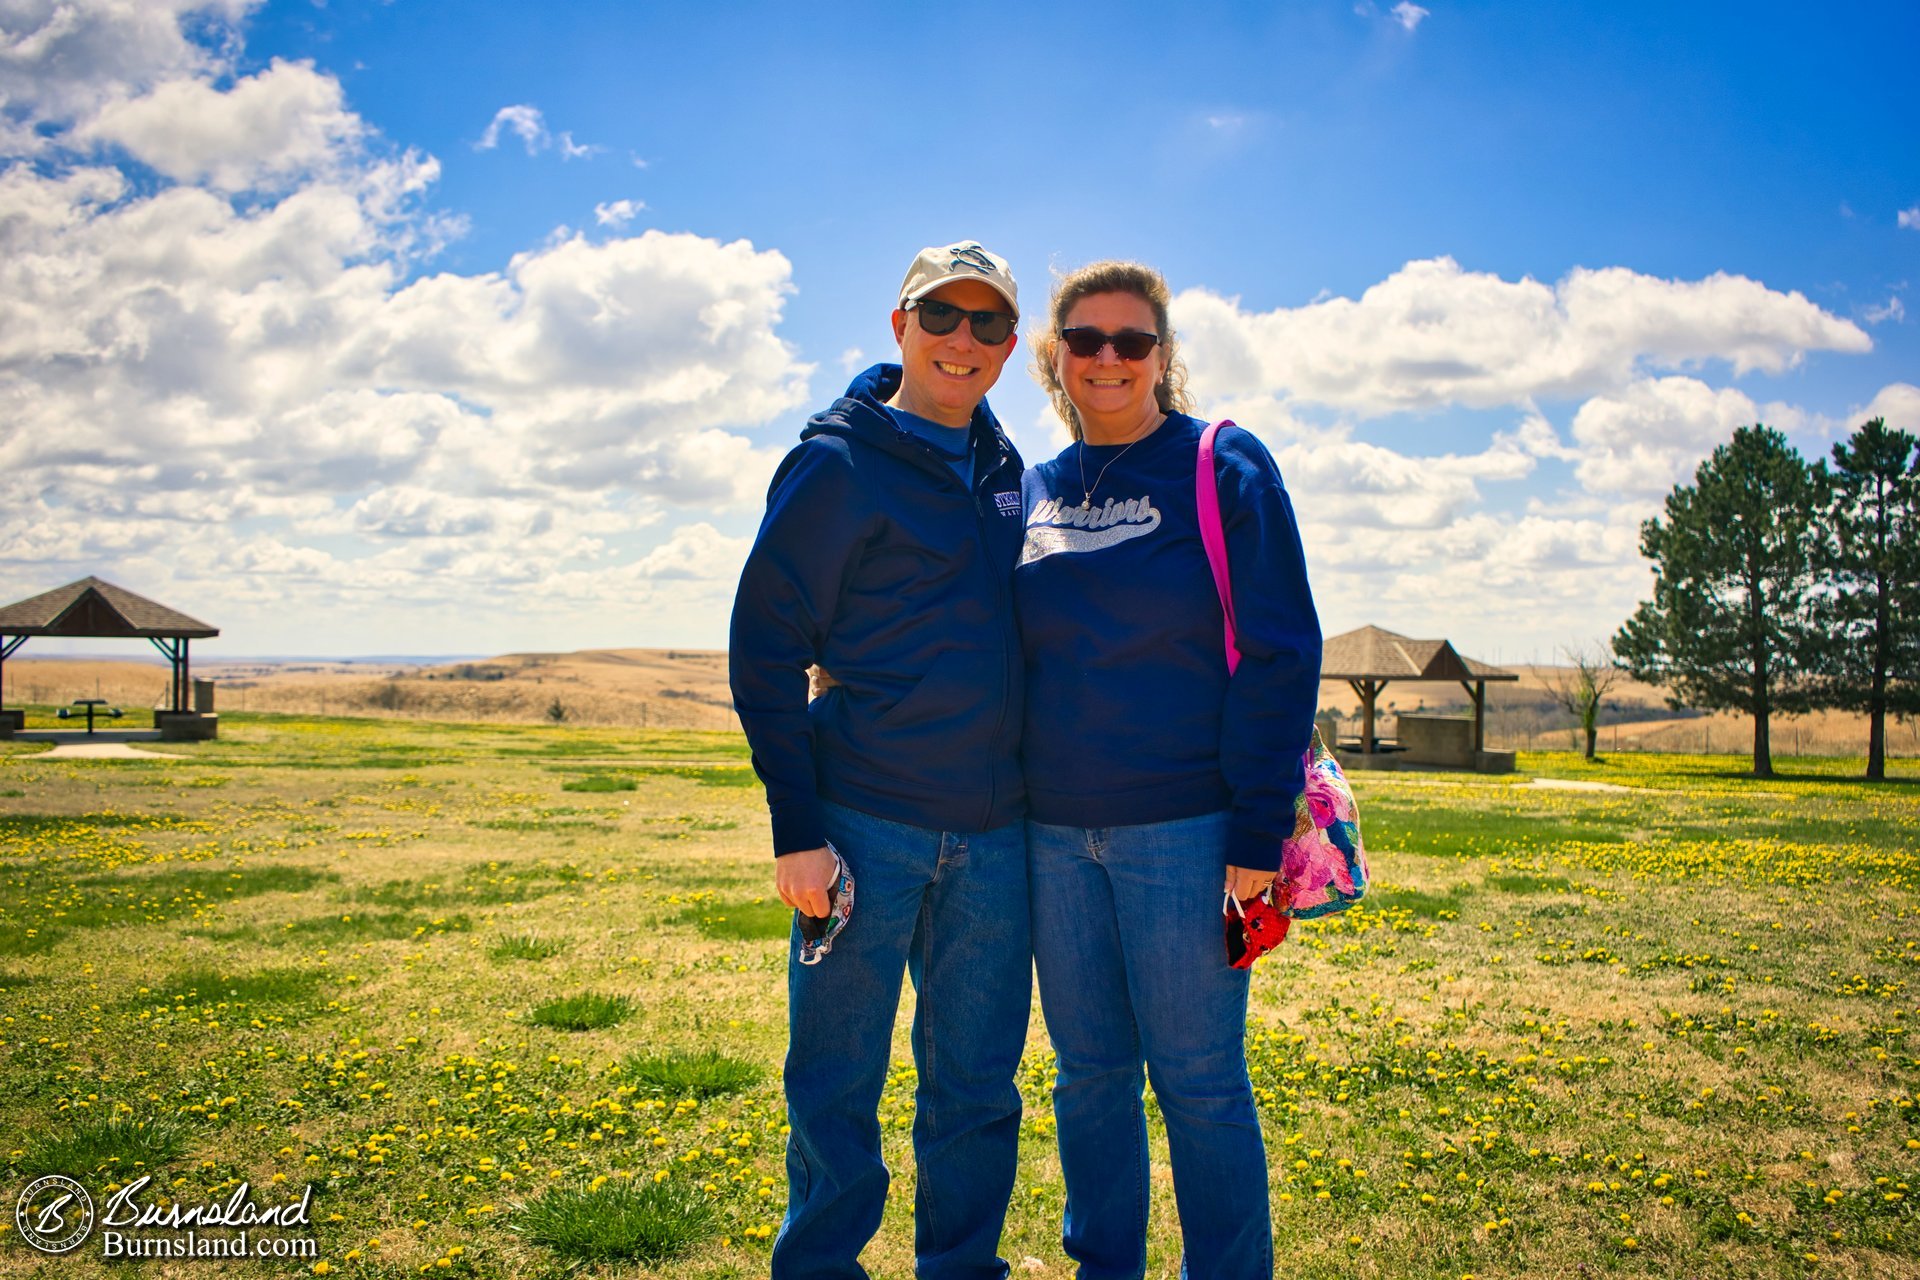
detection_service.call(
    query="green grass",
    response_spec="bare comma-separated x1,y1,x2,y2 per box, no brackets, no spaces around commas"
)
620,1050,767,1100
510,1178,718,1262
74,863,337,902
562,773,638,792
490,933,565,961
529,992,636,1031
1372,882,1472,918
3,715,1918,1278
20,1113,189,1179
1485,872,1576,894
353,863,587,907
632,764,761,787
473,816,612,832
283,910,473,940
679,898,792,941
139,966,322,1008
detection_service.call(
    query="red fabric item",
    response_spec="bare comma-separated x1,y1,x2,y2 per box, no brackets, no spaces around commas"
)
1224,889,1290,969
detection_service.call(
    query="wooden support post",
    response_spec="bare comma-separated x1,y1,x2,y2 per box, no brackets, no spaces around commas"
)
1347,678,1387,753
149,637,184,720
1460,679,1486,752
0,635,23,713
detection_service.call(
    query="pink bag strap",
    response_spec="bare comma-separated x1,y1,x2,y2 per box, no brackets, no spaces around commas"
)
1196,420,1241,675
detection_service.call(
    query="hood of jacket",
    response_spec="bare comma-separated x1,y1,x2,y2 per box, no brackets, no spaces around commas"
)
799,364,1018,484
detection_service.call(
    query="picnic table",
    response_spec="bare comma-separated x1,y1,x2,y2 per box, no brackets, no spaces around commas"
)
56,698,123,734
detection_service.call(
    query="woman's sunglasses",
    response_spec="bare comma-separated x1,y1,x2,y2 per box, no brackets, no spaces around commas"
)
1060,327,1161,360
906,298,1017,345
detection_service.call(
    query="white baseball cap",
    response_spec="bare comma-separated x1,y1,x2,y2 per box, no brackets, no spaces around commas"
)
897,240,1018,315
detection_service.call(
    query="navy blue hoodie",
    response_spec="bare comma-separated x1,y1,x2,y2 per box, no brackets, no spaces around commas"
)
1016,415,1321,872
730,365,1027,855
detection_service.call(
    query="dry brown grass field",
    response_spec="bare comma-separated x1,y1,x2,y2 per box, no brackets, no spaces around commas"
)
4,651,737,732
1,711,1918,1278
6,654,1910,761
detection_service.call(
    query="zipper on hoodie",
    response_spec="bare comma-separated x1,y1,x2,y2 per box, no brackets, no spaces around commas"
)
834,382,1019,830
971,447,1017,831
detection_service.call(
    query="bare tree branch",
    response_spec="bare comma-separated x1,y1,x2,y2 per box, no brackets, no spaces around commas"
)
1547,643,1623,760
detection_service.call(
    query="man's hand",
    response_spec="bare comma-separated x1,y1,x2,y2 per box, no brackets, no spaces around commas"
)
1225,864,1276,904
777,845,840,918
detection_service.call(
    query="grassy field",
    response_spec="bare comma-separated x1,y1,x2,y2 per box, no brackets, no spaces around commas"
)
1,714,1917,1278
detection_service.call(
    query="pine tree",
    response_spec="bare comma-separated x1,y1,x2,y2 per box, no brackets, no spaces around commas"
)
1613,425,1822,777
1814,418,1920,780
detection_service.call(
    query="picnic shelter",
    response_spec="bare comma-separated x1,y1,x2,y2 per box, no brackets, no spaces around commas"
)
1322,625,1519,771
0,576,219,739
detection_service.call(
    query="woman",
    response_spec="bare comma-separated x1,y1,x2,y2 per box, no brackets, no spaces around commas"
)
1016,261,1322,1280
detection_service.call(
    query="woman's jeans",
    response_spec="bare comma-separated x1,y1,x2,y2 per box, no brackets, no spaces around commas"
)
773,800,1031,1280
1028,811,1272,1280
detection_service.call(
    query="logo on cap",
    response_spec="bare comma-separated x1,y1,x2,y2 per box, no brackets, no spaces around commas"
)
948,245,995,274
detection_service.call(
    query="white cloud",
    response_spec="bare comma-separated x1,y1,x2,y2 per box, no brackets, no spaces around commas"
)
1173,256,1870,415
0,0,256,149
475,106,598,160
1391,2,1430,31
1899,206,1920,231
1566,377,1788,497
476,104,547,153
1861,295,1906,325
0,5,814,651
594,198,644,228
627,522,751,581
77,58,361,191
1353,1,1429,33
1273,433,1530,531
1201,368,1862,658
1852,383,1920,431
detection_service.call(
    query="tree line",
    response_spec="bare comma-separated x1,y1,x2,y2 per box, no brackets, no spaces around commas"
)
1612,417,1919,780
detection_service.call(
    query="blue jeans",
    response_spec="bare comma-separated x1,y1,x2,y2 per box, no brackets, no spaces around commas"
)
1028,811,1272,1280
773,800,1031,1280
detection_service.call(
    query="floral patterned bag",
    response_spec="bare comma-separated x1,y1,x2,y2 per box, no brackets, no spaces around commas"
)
1197,421,1369,921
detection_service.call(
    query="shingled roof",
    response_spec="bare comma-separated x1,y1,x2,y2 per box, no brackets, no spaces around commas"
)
1322,625,1516,682
0,577,218,639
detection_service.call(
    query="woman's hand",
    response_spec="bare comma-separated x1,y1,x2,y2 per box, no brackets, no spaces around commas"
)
1225,864,1276,904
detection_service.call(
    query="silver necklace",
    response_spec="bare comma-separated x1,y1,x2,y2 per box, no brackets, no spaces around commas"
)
1076,414,1165,511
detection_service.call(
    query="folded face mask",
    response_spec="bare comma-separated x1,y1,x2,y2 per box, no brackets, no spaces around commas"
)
1224,886,1289,969
798,847,855,966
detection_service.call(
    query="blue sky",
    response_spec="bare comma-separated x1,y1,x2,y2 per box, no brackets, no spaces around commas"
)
2,0,1915,663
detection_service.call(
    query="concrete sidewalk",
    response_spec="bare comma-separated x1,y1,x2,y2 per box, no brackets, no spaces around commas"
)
35,740,175,760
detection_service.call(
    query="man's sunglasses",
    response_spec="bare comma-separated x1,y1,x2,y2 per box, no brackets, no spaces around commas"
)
1060,327,1161,361
906,298,1017,345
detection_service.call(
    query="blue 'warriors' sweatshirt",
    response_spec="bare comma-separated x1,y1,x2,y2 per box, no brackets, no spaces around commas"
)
1015,414,1322,872
730,365,1027,856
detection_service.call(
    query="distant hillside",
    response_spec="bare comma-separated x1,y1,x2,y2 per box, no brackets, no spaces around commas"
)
7,651,1910,757
5,650,736,731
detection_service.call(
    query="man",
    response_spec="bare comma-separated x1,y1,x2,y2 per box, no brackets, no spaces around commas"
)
730,241,1030,1280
